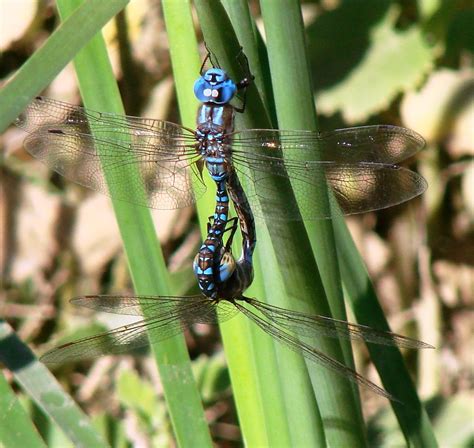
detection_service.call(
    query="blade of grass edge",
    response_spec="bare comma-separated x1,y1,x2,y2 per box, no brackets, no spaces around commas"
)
0,370,47,448
261,1,437,446
0,321,107,447
258,4,367,446
54,1,212,446
335,220,438,447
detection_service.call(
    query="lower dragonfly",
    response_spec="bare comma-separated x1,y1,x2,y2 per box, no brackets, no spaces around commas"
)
41,167,432,402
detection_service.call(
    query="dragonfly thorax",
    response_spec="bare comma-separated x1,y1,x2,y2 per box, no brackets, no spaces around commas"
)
195,104,235,184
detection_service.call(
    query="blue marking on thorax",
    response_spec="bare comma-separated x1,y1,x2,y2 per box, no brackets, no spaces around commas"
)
213,107,224,127
197,108,207,126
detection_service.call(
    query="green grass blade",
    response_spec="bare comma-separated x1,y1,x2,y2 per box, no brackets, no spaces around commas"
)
0,371,46,448
220,4,328,445
0,0,128,133
161,0,215,232
0,321,107,447
54,1,212,446
195,1,367,446
258,3,367,445
196,1,340,445
335,220,438,447
197,1,326,445
260,1,436,446
163,3,303,445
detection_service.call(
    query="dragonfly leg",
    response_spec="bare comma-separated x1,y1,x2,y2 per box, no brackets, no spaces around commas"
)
203,41,221,70
223,217,239,251
200,42,213,74
233,47,254,113
206,215,214,233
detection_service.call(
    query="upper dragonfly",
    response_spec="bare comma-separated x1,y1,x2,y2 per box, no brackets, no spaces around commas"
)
15,52,427,221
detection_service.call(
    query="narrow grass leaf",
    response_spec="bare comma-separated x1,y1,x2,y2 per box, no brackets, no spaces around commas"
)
335,220,438,447
0,371,46,448
199,1,326,445
258,5,367,446
54,1,212,446
0,0,128,133
0,321,107,447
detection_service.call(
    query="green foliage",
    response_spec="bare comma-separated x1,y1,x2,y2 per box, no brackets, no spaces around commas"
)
1,0,471,446
0,374,46,448
309,1,434,122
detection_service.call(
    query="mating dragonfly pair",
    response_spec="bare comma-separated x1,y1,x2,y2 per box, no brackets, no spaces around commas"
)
15,48,431,400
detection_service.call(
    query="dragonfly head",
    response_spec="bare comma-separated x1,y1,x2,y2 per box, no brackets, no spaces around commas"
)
194,68,237,105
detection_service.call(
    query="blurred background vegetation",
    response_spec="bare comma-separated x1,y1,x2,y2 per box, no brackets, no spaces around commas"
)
1,0,472,446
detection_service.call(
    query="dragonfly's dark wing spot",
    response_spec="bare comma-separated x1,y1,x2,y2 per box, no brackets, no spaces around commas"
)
16,97,205,210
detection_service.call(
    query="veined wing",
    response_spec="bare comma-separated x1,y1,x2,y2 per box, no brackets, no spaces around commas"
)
243,297,433,349
16,97,204,210
231,125,425,164
40,295,238,363
233,300,397,400
229,126,426,220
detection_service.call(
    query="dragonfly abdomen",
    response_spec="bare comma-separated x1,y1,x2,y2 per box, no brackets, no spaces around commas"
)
193,179,234,299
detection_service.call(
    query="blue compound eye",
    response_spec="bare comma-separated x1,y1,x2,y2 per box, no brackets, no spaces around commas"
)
194,68,237,104
204,68,227,83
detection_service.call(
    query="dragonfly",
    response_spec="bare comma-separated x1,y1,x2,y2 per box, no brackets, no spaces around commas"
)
40,107,432,402
22,49,431,400
40,214,433,401
14,51,427,223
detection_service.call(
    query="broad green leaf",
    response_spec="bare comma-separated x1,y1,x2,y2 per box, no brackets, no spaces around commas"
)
310,2,434,122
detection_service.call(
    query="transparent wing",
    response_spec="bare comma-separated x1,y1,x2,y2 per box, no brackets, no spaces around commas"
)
40,295,238,364
232,126,425,164
234,300,397,401
16,97,205,209
229,126,426,220
243,297,433,349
